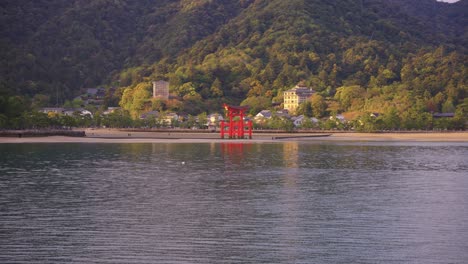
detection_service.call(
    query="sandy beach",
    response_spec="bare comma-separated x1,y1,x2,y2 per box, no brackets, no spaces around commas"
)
0,129,467,143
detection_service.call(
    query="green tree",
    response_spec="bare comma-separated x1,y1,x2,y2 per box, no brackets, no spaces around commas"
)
296,101,313,117
441,100,455,113
0,114,7,128
381,107,400,130
400,107,432,130
184,115,197,129
267,116,294,131
355,113,380,132
240,96,272,116
59,115,76,128
197,112,208,129
31,94,50,109
311,94,327,118
120,82,152,119
210,78,223,97
5,96,28,120
334,85,366,111
300,117,319,129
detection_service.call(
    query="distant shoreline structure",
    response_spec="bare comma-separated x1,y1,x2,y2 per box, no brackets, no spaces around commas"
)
437,0,459,3
0,129,467,143
0,129,85,138
1,128,467,138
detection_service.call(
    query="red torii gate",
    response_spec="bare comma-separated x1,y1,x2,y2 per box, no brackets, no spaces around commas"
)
220,104,253,139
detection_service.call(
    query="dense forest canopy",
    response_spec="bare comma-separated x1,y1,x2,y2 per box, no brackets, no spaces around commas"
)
0,0,466,128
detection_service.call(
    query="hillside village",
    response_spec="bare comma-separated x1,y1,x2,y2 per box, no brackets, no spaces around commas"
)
32,79,463,132
37,81,323,130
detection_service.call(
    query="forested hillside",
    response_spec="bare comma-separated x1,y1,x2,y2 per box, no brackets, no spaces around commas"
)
0,0,466,128
0,0,245,98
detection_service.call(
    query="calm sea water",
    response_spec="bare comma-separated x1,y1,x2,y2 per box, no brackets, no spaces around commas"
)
0,142,467,264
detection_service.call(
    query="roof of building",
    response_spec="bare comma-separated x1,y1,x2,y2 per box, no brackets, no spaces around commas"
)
165,112,178,118
85,87,106,97
292,115,305,121
255,110,272,118
140,110,160,119
276,110,290,118
86,88,98,95
284,83,315,95
153,80,169,84
103,107,120,115
40,107,65,112
433,112,455,118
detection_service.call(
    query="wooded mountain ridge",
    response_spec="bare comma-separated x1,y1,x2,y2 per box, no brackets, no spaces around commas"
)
1,0,466,119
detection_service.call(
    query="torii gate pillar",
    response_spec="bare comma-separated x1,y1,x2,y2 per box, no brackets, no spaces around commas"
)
220,104,252,139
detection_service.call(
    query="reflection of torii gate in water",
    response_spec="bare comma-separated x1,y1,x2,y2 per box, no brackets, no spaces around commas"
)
220,104,253,139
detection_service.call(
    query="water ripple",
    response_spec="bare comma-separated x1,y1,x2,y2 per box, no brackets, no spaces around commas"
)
0,142,467,263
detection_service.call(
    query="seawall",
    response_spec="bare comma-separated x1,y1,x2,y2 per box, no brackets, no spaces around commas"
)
0,130,86,138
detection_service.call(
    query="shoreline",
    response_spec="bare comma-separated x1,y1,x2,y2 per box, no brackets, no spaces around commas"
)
0,129,467,143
